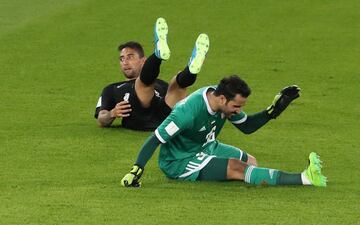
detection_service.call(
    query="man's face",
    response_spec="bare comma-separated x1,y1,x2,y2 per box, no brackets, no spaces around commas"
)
119,47,145,79
221,94,247,117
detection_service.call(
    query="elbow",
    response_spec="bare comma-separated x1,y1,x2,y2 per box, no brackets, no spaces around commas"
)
97,122,106,128
98,123,107,128
236,124,255,135
97,119,110,128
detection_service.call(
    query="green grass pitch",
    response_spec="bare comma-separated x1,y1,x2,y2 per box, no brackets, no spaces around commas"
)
1,0,359,224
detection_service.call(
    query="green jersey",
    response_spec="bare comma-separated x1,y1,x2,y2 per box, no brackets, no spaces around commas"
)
154,86,247,179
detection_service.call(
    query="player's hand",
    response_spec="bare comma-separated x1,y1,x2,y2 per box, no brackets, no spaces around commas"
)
121,165,144,187
266,85,301,119
110,101,132,118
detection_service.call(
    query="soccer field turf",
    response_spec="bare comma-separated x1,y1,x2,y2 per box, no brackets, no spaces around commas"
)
1,0,359,224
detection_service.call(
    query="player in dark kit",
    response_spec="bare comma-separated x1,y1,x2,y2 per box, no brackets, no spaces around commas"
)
95,75,169,131
94,18,210,131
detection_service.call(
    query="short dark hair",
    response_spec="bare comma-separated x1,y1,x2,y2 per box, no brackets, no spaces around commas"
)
214,75,251,100
118,41,145,58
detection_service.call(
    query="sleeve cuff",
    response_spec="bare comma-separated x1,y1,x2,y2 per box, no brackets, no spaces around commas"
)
154,129,166,144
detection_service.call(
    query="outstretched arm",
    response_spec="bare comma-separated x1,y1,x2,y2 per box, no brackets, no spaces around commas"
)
121,134,161,187
233,110,272,134
266,85,300,119
233,85,301,134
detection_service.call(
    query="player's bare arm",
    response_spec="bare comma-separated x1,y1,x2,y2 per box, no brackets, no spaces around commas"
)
97,101,132,127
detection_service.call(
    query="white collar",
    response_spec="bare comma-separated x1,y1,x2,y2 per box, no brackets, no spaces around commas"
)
202,87,216,115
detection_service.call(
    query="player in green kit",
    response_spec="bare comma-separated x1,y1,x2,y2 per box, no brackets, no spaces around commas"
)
121,75,327,187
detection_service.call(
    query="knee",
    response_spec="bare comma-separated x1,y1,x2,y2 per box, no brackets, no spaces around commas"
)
227,159,247,180
246,154,258,166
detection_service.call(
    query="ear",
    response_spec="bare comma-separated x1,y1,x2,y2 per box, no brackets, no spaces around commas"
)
219,95,227,105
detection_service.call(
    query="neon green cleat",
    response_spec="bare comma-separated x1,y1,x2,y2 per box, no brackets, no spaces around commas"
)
188,33,210,74
154,17,170,60
304,152,327,187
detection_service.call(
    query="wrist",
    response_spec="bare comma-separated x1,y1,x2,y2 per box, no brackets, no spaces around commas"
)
110,109,116,118
131,164,144,176
132,164,144,171
265,105,276,119
263,109,274,119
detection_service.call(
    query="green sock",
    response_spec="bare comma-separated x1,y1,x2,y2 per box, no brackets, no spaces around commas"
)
244,166,302,185
277,171,302,185
244,166,279,185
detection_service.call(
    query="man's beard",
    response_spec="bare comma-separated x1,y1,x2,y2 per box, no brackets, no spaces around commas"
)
123,70,138,80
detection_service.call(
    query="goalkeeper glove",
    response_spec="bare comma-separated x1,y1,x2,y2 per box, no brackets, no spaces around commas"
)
266,85,301,119
121,165,144,187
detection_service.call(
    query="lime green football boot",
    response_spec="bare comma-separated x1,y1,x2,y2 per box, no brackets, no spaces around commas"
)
304,152,327,187
154,17,170,60
188,33,210,74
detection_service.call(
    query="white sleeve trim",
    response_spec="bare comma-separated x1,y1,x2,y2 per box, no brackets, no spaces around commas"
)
154,129,166,144
231,114,248,124
96,96,102,108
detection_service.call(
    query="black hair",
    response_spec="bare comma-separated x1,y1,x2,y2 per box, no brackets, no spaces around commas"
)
214,75,251,100
118,41,145,58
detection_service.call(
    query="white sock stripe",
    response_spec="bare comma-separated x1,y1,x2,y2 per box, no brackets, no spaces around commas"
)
247,166,254,183
245,166,255,183
245,167,250,182
245,167,250,183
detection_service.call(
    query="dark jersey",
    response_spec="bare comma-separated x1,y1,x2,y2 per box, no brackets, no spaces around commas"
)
95,79,171,131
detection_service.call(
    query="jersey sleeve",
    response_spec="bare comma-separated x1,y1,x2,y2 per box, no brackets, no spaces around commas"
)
94,85,116,118
94,96,102,118
232,110,271,134
228,111,248,124
154,104,193,143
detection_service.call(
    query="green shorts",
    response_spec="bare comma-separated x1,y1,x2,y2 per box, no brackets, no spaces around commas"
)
159,141,248,181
